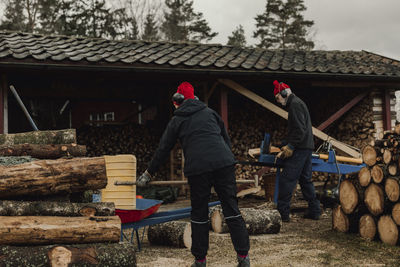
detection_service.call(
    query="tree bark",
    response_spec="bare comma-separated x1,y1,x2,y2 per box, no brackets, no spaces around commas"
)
0,216,120,245
0,129,76,145
0,243,136,267
0,201,115,216
359,214,377,241
377,215,399,246
0,157,107,198
364,183,385,216
210,207,281,235
0,143,86,159
147,221,191,248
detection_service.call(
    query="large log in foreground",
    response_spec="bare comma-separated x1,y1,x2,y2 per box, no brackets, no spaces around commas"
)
210,207,281,235
0,129,76,145
0,143,87,159
0,201,115,216
0,157,107,198
147,221,191,248
0,243,136,267
0,216,120,245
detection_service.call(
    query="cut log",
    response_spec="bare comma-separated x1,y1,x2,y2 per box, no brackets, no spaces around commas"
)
0,143,86,159
385,177,400,202
359,214,377,241
358,167,371,187
210,207,281,235
377,215,399,246
383,149,392,165
0,243,136,267
0,129,76,145
371,164,384,184
332,205,349,233
388,163,398,176
362,145,377,167
0,216,120,245
392,203,400,226
147,221,191,248
0,201,115,216
339,179,361,214
364,183,384,216
0,157,107,198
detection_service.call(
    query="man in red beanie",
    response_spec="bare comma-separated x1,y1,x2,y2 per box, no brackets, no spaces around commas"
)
273,80,321,222
137,82,250,267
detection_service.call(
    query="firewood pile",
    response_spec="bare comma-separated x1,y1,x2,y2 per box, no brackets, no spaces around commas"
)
333,126,400,246
77,124,169,180
0,129,136,266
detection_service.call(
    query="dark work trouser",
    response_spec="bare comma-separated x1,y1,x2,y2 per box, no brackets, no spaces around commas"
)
187,165,250,260
277,149,321,218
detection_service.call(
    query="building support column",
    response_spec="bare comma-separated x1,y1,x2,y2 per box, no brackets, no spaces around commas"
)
383,89,392,131
0,74,8,134
219,87,228,131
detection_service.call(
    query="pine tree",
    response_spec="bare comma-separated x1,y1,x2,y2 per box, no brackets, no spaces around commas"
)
161,0,217,43
253,0,314,50
70,0,127,39
227,25,247,47
141,13,159,41
0,0,38,32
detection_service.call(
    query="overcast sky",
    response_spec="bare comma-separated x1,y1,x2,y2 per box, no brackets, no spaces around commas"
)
193,0,400,60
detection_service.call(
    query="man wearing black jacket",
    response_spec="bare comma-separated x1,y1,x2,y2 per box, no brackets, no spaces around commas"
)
137,82,250,267
273,80,321,222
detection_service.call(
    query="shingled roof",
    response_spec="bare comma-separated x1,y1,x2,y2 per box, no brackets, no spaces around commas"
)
1,31,400,77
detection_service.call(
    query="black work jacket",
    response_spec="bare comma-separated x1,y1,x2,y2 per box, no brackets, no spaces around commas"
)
285,94,314,150
148,99,236,177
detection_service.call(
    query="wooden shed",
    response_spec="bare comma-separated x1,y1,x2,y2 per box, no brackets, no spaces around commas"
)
0,31,400,179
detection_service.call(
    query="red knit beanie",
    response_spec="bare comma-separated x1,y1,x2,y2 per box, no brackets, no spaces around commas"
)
177,82,195,100
273,80,290,96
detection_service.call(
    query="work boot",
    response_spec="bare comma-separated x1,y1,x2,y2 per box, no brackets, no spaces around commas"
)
191,259,206,267
303,211,320,220
237,255,250,267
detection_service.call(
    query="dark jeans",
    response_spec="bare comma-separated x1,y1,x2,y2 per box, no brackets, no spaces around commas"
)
277,149,320,219
187,165,250,260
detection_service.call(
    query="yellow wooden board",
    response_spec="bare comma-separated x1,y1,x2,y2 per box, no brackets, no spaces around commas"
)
102,154,136,209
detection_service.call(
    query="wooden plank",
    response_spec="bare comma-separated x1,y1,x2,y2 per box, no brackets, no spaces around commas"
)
317,92,368,131
220,87,229,130
383,89,392,130
218,79,361,158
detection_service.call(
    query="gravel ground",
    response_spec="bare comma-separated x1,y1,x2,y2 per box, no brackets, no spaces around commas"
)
133,198,400,267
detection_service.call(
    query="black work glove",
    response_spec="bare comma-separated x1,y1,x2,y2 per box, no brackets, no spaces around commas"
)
137,170,152,187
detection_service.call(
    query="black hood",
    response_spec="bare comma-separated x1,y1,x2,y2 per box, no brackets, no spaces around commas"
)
174,99,207,116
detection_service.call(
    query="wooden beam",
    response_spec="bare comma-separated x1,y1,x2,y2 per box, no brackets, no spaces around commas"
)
383,89,392,131
205,81,218,104
318,92,368,131
218,79,361,159
0,74,6,134
219,87,228,130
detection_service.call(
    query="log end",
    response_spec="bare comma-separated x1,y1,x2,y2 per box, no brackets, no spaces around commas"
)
378,215,398,246
332,205,349,233
339,180,358,214
359,214,376,241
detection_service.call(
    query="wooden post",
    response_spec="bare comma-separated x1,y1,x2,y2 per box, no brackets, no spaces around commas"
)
219,87,228,130
0,74,7,134
383,89,392,131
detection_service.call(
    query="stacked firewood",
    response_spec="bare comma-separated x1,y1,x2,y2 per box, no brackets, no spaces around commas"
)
333,126,400,246
0,129,136,266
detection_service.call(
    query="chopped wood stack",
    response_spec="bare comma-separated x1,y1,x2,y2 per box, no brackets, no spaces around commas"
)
333,127,400,246
0,129,136,266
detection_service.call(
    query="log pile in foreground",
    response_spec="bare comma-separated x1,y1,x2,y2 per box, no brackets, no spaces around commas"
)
0,129,136,266
333,128,400,246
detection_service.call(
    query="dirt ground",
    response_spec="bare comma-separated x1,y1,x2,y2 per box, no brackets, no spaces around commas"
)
133,197,400,267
